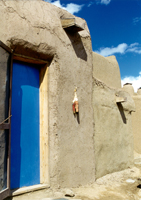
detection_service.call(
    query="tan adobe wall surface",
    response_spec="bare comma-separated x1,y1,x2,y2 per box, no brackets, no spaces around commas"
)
132,95,141,154
132,92,141,154
0,0,95,190
122,85,141,155
0,1,136,199
93,52,121,89
137,88,141,95
93,78,134,179
122,84,135,96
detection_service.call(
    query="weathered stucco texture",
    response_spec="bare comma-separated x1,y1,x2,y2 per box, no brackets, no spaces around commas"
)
132,92,141,154
0,0,95,189
122,83,135,96
93,79,134,179
122,85,141,154
93,52,121,89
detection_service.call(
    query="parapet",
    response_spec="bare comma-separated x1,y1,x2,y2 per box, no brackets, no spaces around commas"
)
122,83,135,96
93,78,134,179
137,88,141,95
93,52,121,89
131,87,141,154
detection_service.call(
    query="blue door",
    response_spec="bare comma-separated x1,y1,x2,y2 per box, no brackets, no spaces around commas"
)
10,61,40,189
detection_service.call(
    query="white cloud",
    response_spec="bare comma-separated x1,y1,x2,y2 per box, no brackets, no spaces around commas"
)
88,1,94,7
51,0,62,7
127,43,141,54
101,0,111,5
45,0,84,14
95,43,128,57
129,43,139,48
95,43,141,57
133,17,141,25
121,72,141,93
96,0,111,5
65,3,84,14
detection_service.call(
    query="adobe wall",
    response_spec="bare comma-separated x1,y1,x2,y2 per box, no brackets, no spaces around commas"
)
122,83,135,96
122,85,141,154
93,55,134,179
132,94,141,154
0,0,95,192
0,1,136,199
93,52,121,89
123,85,141,155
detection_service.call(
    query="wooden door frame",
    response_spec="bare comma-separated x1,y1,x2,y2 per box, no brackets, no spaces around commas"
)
0,41,13,200
12,54,49,185
0,41,49,199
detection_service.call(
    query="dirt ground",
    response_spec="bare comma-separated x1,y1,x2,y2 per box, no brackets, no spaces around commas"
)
70,153,141,200
73,167,141,200
8,154,141,200
51,153,141,200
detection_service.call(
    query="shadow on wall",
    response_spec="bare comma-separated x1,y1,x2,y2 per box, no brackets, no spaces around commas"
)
117,103,127,124
65,31,87,61
73,112,80,124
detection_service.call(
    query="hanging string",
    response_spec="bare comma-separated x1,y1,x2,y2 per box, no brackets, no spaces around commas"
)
0,115,12,125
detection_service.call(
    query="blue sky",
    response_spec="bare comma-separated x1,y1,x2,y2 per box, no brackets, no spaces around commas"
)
45,0,141,92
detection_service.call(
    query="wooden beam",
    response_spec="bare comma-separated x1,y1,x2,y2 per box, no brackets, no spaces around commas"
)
116,96,127,103
13,54,49,65
0,123,10,130
0,41,12,53
61,18,76,28
61,18,84,32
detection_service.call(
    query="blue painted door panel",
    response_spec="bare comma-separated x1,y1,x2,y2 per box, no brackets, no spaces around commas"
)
10,61,40,189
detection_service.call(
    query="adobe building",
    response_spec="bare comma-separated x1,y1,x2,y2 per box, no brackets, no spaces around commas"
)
0,1,95,199
93,53,135,179
0,0,135,200
123,84,141,156
131,90,141,154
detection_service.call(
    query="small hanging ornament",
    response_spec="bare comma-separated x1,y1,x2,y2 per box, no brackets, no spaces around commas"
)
72,87,79,113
